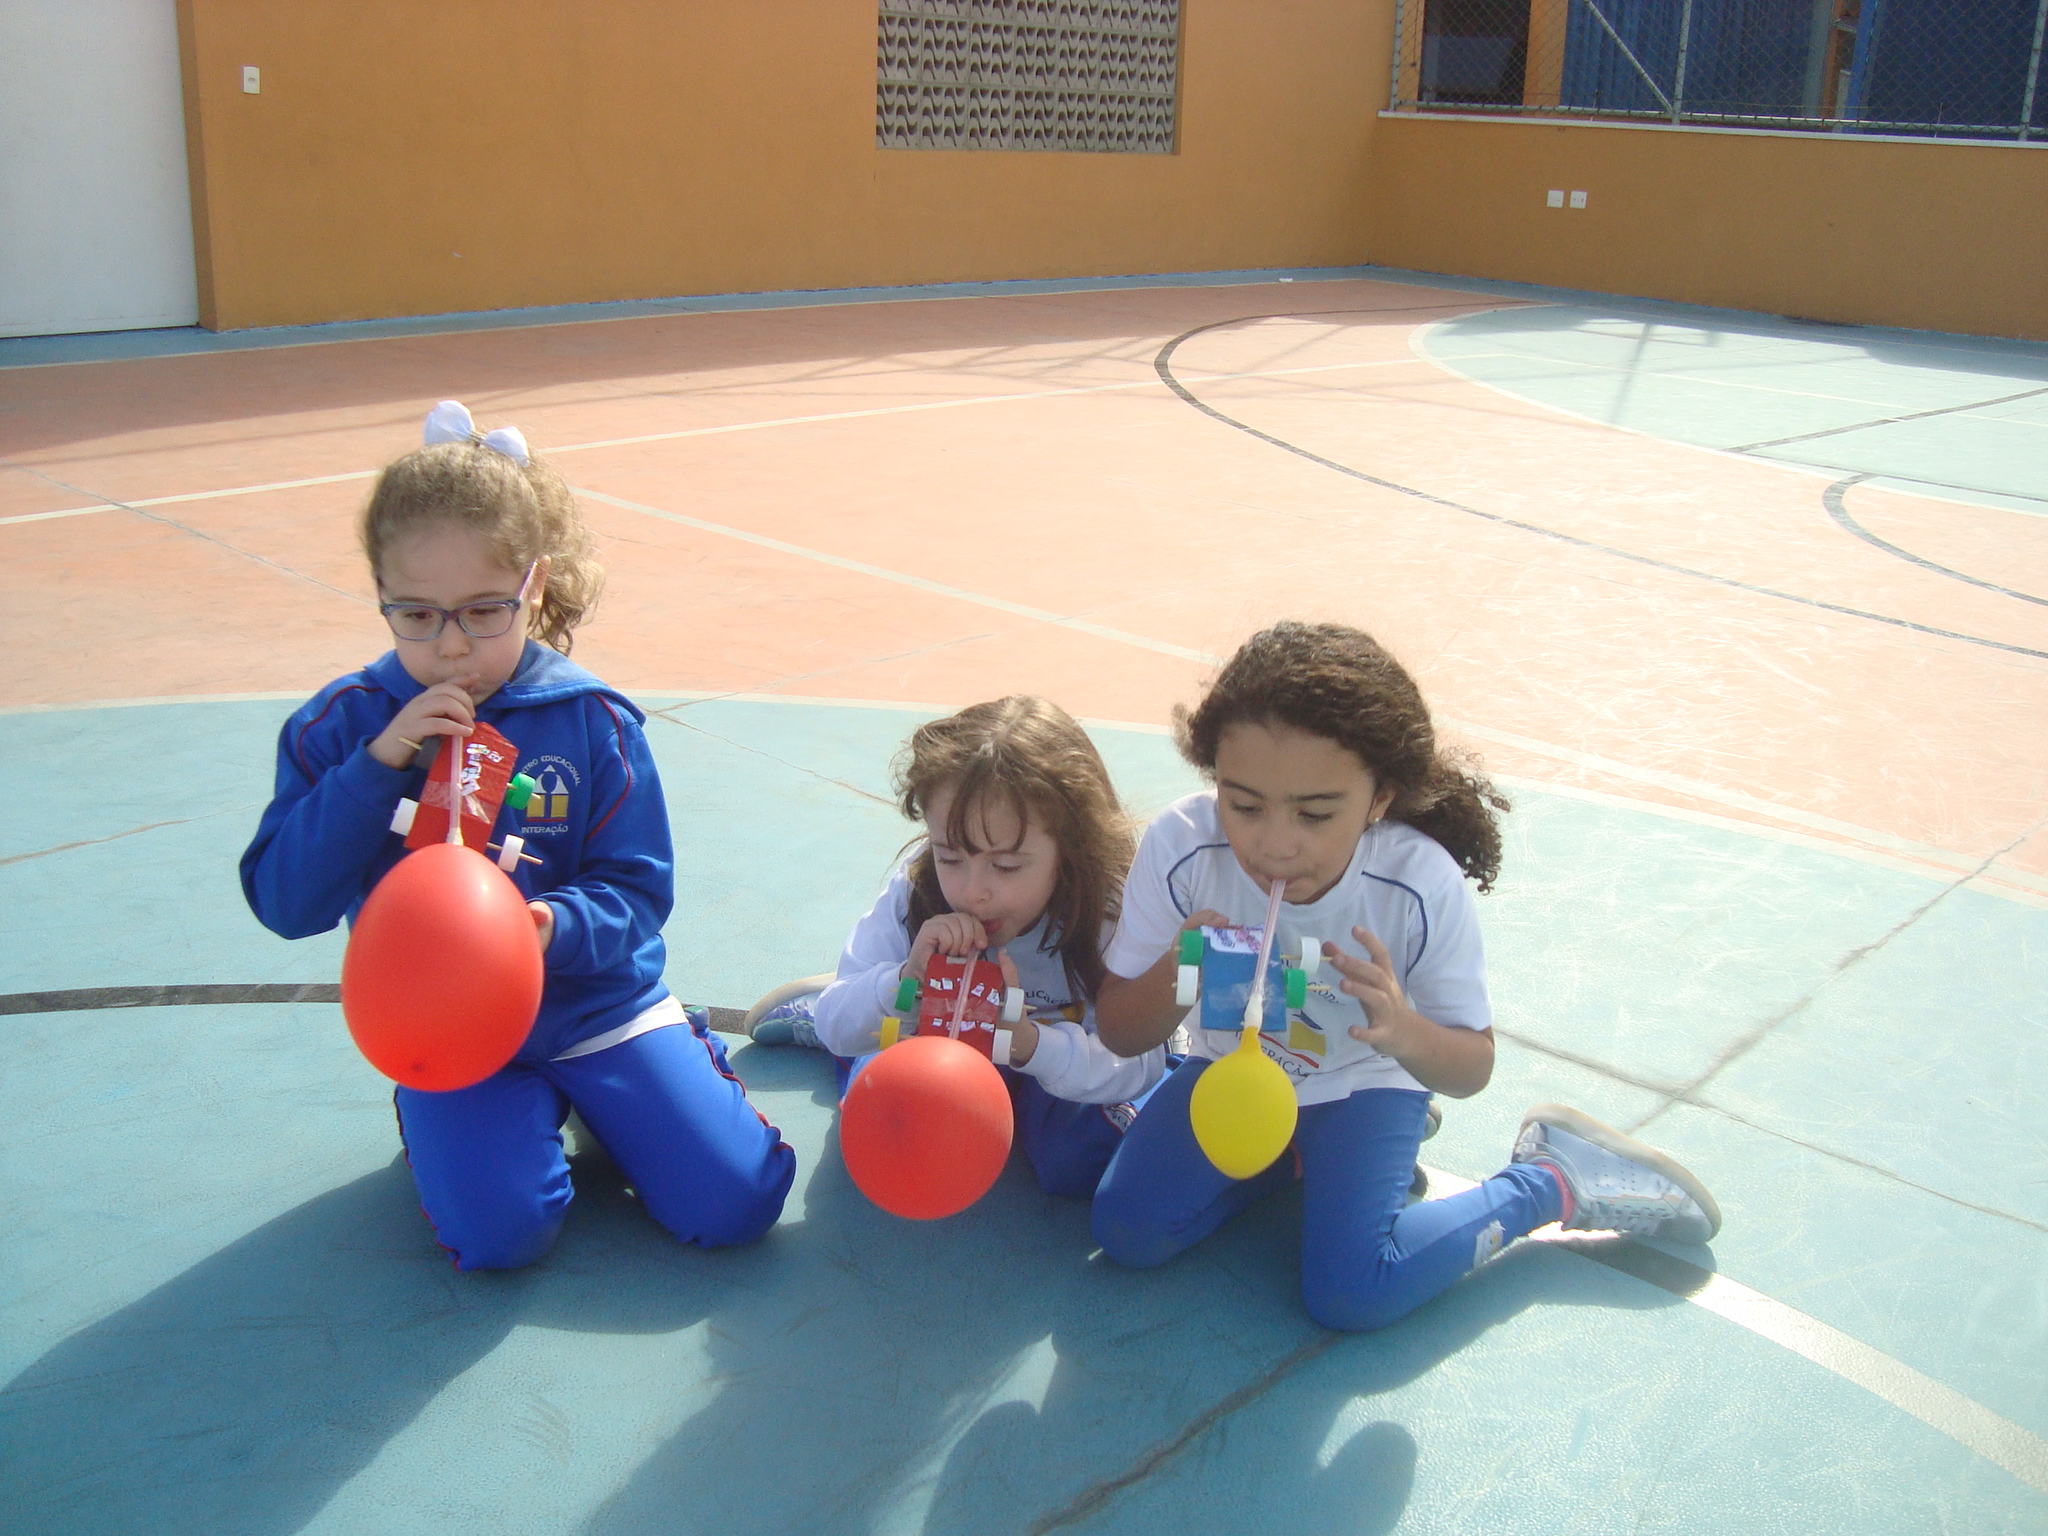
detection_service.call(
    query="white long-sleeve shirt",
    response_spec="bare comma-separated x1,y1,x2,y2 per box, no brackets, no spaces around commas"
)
812,862,1166,1106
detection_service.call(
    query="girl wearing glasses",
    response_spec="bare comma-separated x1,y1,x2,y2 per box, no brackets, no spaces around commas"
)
241,402,794,1270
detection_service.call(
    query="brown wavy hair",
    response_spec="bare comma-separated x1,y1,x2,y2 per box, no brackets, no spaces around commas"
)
1175,621,1509,892
896,697,1135,997
362,437,602,654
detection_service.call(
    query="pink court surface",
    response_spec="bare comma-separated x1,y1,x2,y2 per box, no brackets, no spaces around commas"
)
3,270,2046,1534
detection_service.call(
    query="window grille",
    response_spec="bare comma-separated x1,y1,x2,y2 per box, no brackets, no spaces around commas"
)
1388,0,2048,141
877,1,1182,152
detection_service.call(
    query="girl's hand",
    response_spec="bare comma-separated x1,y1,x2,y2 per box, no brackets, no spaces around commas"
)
996,951,1040,1065
1178,909,1231,941
902,911,989,981
529,901,554,955
370,676,481,770
1325,926,1427,1059
1324,925,1497,1097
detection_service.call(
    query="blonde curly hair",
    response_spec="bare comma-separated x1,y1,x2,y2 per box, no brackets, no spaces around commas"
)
361,437,602,654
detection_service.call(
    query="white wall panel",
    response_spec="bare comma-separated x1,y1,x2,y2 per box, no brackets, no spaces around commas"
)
0,0,198,337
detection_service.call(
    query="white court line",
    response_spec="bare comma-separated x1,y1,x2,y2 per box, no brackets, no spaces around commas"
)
1443,718,1982,872
0,354,1457,529
3,452,2019,893
1425,1168,2048,1496
4,698,2038,1477
0,504,121,526
584,498,2014,884
18,684,2032,904
5,342,2024,885
573,486,1223,665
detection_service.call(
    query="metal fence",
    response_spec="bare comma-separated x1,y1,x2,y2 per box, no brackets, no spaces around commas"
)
1389,0,2048,140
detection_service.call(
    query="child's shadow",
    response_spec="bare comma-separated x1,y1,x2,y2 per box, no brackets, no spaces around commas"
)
0,1148,733,1536
578,1086,1113,1536
914,1197,1699,1534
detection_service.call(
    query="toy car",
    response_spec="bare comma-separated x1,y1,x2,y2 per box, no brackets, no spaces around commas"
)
1175,925,1331,1056
387,720,542,873
879,952,1025,1063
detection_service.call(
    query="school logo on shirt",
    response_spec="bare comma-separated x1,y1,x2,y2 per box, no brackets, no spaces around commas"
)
520,755,581,831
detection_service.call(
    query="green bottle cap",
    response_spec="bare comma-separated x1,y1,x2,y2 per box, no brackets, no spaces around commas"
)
505,773,538,812
894,976,921,1012
1285,968,1307,1009
1177,929,1204,965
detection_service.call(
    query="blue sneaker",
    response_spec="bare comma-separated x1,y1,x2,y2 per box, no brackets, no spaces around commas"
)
1513,1103,1721,1244
744,974,832,1048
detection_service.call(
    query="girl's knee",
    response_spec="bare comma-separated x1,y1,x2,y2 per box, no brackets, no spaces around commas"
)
1090,1201,1181,1270
438,1208,565,1271
641,1144,795,1249
1301,1274,1412,1334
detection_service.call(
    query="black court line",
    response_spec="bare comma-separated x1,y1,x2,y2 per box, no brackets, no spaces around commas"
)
1728,383,2048,454
0,984,749,1034
1153,312,2048,663
1824,474,2048,607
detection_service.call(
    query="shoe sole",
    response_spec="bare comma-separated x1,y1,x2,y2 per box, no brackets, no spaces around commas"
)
742,973,836,1038
1520,1102,1723,1241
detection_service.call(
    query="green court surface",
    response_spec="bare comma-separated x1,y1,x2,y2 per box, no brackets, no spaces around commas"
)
1420,304,2048,516
5,691,2044,1534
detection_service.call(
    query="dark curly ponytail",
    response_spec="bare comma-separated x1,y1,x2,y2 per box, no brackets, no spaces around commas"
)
1175,621,1509,892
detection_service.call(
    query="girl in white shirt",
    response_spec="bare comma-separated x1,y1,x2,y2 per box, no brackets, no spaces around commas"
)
1093,622,1721,1329
748,697,1169,1198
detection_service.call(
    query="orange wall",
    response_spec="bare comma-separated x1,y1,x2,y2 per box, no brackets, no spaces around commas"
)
175,3,2048,342
174,0,1386,331
1367,113,2048,342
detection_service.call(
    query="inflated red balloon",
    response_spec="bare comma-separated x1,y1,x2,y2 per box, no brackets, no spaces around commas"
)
840,1035,1014,1219
341,842,542,1091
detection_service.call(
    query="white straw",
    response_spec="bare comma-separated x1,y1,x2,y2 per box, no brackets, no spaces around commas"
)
948,950,977,1038
1243,878,1286,1033
445,734,464,846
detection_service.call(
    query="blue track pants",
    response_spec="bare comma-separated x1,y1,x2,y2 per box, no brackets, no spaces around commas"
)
396,1011,795,1270
1091,1056,1563,1331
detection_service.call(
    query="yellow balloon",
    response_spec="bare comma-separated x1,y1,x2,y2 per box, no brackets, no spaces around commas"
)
1189,1030,1299,1180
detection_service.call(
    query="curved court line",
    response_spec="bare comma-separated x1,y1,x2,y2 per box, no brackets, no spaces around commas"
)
1155,311,2048,663
11,678,2039,903
0,311,1501,530
1420,1171,2048,1496
1824,475,2048,607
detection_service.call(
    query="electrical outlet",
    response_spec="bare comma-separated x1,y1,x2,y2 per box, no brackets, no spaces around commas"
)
1569,190,1588,209
1546,189,1564,208
242,65,261,94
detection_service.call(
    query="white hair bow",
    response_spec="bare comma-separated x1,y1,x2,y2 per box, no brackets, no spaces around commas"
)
422,399,529,466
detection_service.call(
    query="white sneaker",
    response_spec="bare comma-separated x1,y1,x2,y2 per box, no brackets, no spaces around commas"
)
744,974,833,1048
1512,1103,1721,1245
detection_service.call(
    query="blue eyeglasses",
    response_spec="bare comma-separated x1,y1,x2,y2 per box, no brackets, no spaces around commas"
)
379,561,539,641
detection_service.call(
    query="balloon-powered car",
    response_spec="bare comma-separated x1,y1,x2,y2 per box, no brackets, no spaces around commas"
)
841,877,1326,1220
340,721,547,1094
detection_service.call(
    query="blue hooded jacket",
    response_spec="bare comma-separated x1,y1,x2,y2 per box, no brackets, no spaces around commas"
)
240,642,673,1062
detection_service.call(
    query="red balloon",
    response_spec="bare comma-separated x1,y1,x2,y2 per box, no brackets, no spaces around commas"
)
341,842,543,1092
839,1036,1014,1220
